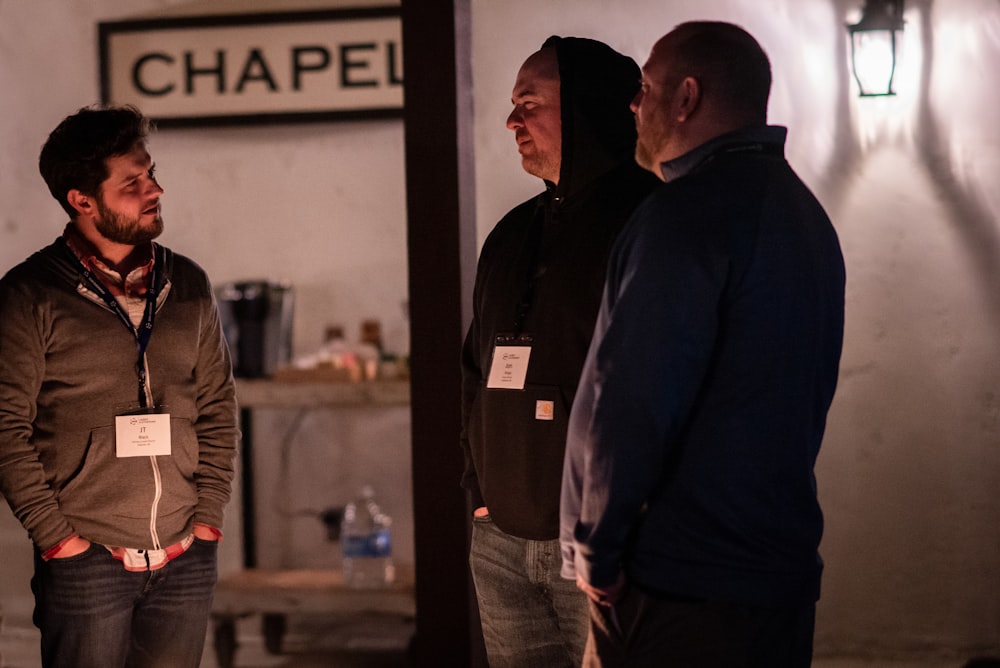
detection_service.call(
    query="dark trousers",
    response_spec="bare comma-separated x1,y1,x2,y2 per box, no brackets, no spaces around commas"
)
583,587,816,668
32,539,218,668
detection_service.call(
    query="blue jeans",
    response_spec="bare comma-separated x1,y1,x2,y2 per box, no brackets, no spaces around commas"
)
470,516,588,668
31,538,219,668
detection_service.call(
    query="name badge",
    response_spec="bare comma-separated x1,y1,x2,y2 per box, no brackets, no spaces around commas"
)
115,412,171,457
487,345,531,390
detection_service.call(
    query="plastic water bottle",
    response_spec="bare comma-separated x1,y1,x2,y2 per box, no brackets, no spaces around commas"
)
341,485,395,588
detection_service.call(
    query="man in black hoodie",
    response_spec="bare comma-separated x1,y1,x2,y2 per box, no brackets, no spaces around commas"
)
460,37,659,667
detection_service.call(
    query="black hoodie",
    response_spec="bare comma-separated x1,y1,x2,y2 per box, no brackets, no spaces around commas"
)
460,37,661,540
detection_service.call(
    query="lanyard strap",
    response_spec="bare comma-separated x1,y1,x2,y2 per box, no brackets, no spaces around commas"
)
511,203,550,336
72,254,159,409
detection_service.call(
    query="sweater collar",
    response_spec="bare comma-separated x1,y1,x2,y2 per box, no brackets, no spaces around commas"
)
658,125,787,183
62,222,155,294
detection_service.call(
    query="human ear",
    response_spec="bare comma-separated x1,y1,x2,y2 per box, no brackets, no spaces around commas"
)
676,76,701,122
66,189,95,217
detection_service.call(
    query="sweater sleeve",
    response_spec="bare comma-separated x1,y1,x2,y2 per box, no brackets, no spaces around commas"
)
190,282,240,531
0,277,76,551
562,198,727,588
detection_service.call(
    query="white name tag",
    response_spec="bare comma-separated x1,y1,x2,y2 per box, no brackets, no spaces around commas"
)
486,345,531,390
115,413,171,457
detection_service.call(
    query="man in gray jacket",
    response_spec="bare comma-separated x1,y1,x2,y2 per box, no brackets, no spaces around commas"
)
0,105,239,668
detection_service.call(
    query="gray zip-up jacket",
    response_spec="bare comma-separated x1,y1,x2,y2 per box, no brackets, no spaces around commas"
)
0,236,239,553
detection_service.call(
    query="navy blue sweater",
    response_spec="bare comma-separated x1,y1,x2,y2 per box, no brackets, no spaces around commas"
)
561,127,846,606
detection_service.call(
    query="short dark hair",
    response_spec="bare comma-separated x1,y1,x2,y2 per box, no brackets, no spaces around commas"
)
38,105,153,217
662,22,772,123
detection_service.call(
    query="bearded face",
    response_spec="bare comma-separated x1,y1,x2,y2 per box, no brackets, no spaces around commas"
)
92,141,164,245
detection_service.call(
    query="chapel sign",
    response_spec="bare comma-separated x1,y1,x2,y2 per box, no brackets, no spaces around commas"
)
99,7,403,126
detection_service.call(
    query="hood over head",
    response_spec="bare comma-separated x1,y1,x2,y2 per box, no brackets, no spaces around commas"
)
541,36,641,198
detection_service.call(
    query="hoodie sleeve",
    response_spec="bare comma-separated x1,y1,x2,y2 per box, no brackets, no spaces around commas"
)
459,262,487,511
190,275,240,531
0,275,77,551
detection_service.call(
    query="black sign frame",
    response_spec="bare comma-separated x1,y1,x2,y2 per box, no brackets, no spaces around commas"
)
99,6,404,128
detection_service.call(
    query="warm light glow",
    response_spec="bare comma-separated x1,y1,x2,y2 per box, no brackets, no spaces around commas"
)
852,30,898,95
850,6,923,151
847,0,905,96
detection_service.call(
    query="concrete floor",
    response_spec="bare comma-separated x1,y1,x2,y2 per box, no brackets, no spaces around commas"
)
1,612,414,668
1,614,991,668
0,580,993,668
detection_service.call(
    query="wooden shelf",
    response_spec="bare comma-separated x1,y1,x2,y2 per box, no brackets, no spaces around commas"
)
235,377,410,408
234,377,410,569
214,564,416,618
211,565,415,667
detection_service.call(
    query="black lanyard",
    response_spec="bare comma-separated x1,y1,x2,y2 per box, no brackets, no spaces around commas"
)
71,251,159,409
511,201,553,336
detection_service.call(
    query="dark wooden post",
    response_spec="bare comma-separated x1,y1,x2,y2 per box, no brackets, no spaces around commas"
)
401,0,485,665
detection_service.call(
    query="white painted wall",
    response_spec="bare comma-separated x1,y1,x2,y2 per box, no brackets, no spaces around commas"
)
0,0,410,360
0,0,413,626
471,0,1000,661
0,0,997,661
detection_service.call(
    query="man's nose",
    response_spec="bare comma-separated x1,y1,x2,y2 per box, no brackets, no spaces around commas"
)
506,108,523,130
629,91,641,113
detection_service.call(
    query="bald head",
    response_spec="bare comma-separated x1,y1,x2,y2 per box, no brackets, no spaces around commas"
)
520,46,560,82
632,21,772,174
653,22,771,121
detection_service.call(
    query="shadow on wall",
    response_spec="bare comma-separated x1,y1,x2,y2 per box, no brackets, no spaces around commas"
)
908,0,1000,329
825,0,1000,328
821,0,865,222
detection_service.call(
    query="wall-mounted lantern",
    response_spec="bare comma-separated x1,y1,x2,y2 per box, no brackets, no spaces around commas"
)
847,0,905,96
